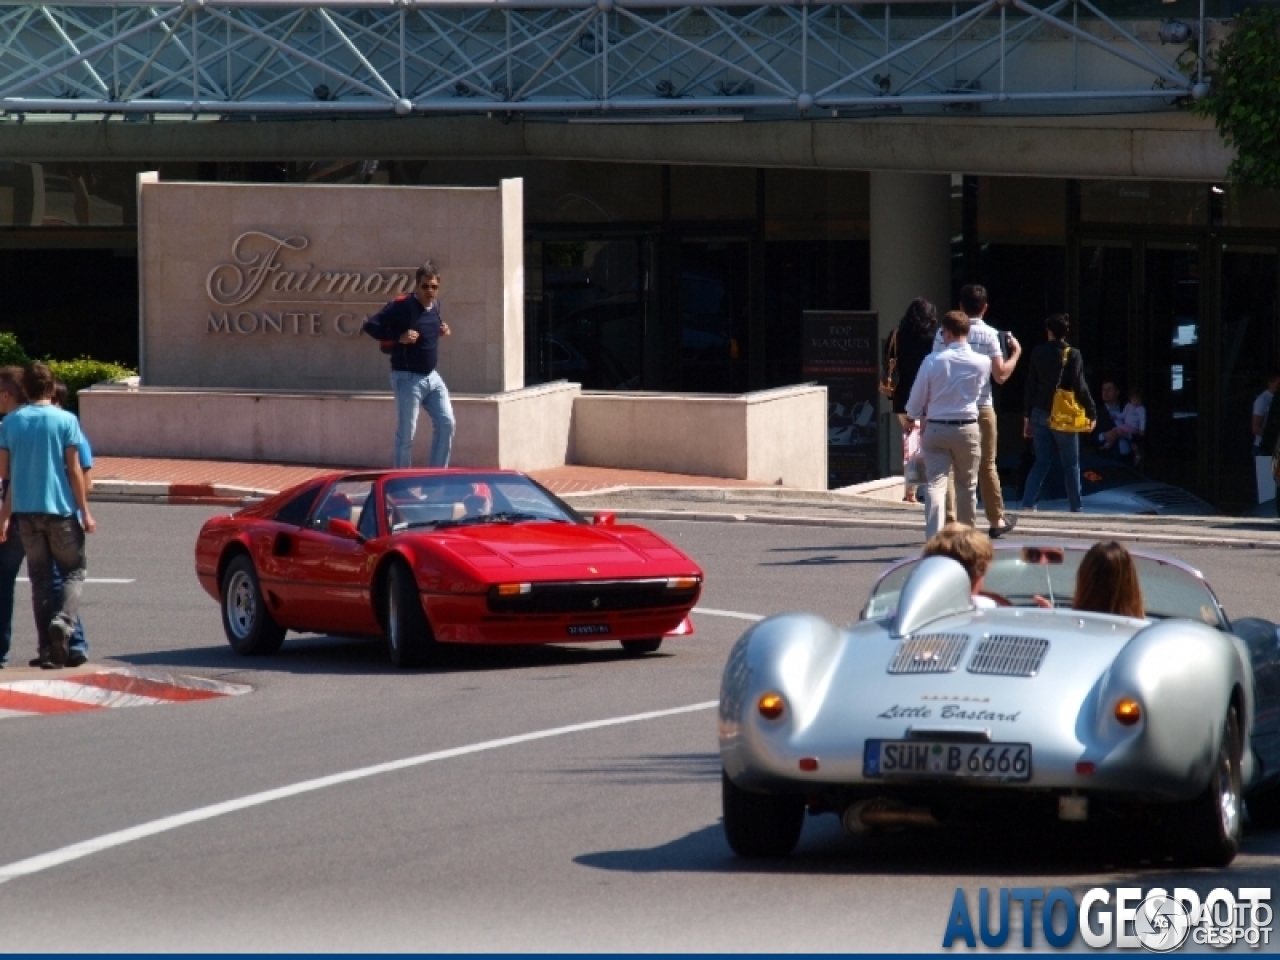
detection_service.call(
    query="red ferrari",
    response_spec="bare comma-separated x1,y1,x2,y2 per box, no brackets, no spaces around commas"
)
195,469,703,667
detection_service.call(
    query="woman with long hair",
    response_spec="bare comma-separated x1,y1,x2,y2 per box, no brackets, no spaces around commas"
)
887,298,938,503
1073,540,1145,618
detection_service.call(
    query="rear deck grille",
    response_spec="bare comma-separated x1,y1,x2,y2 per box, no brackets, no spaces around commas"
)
888,634,968,674
967,635,1050,677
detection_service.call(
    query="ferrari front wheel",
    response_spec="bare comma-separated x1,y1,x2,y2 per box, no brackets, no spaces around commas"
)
620,638,662,656
722,771,805,858
220,554,286,656
384,561,434,669
1172,706,1243,867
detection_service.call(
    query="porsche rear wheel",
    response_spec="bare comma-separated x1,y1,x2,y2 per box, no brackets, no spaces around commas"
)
620,638,662,656
722,771,805,858
385,561,434,669
220,555,286,656
1172,706,1243,867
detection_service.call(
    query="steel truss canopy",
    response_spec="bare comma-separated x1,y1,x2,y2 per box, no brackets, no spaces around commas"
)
0,0,1207,119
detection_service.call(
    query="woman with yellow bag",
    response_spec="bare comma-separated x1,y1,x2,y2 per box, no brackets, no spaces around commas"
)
1020,313,1096,513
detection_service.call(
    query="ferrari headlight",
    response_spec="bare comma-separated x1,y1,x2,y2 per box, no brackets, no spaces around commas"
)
666,576,700,590
496,583,532,596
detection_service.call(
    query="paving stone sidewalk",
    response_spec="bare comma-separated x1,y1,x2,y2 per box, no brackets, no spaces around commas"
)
566,487,1280,550
87,456,1280,548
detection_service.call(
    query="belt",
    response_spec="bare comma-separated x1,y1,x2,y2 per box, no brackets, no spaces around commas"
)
931,419,977,425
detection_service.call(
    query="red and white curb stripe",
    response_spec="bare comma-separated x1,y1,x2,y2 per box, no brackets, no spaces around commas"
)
91,481,274,506
0,667,250,719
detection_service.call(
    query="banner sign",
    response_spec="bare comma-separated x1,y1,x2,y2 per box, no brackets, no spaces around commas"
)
802,310,880,488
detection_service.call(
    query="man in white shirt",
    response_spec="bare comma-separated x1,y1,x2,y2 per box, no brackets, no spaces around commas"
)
1252,371,1280,453
906,311,992,539
933,285,1021,538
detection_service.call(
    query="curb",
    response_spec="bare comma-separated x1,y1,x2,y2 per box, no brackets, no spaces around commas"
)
91,481,273,506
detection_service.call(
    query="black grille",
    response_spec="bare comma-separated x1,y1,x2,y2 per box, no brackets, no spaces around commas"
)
487,579,696,614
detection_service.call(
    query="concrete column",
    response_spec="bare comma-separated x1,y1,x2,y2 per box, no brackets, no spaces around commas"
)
870,171,953,475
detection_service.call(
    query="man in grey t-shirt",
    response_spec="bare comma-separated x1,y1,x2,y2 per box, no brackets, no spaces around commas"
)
932,285,1021,538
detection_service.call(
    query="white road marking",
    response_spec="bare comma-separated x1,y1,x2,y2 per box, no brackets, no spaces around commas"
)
15,578,134,584
694,606,765,622
0,699,718,886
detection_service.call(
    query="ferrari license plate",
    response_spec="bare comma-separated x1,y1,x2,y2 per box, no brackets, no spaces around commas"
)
566,624,610,636
864,740,1032,781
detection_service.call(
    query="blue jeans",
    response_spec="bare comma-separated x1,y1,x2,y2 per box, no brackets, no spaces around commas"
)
392,370,455,468
0,521,23,665
18,514,87,663
1021,407,1083,512
0,518,87,665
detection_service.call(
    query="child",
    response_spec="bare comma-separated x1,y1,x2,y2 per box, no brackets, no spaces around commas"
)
1101,386,1147,464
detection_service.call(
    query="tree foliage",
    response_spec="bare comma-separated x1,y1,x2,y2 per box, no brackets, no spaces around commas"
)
1196,7,1280,188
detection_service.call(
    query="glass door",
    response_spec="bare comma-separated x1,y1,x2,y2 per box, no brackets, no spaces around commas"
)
1075,240,1133,393
1144,242,1204,492
678,239,750,393
1218,244,1278,509
526,238,649,390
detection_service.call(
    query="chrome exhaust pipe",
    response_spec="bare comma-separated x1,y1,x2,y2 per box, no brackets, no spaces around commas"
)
842,798,939,833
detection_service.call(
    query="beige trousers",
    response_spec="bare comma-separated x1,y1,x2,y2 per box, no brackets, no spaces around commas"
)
945,406,1004,527
923,421,981,540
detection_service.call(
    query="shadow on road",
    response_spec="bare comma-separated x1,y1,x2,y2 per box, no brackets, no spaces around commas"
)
577,814,1280,880
110,634,669,676
758,541,917,570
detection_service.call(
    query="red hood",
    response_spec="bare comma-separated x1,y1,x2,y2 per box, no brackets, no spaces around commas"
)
425,522,698,579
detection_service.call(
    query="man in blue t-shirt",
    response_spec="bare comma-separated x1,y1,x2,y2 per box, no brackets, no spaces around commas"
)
0,362,96,668
364,260,455,468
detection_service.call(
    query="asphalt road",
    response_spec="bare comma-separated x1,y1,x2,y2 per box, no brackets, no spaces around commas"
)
0,504,1277,951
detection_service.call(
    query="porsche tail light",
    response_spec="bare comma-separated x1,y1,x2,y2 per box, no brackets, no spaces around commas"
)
496,583,532,597
666,576,700,590
1114,699,1142,726
758,692,785,720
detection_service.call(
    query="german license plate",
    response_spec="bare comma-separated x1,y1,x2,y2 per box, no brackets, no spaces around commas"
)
864,740,1032,781
566,624,610,636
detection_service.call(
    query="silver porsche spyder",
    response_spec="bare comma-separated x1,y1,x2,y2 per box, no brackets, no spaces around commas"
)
719,543,1280,865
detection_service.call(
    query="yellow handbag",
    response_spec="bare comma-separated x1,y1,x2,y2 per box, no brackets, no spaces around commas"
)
1048,345,1091,433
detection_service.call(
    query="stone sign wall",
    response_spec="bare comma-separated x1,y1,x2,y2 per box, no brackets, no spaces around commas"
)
138,175,524,394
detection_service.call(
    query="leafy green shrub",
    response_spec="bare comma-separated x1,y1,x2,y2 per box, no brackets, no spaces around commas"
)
0,332,30,367
46,357,136,412
1195,7,1280,188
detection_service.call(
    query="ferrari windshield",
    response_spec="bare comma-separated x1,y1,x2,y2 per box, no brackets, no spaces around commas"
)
864,544,1226,628
382,474,582,532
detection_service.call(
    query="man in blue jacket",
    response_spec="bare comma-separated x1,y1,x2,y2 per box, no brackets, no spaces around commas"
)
367,261,455,468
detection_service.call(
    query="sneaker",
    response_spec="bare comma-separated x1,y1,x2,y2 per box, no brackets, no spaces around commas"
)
66,653,88,668
989,516,1018,539
39,659,62,670
29,656,45,668
47,621,69,667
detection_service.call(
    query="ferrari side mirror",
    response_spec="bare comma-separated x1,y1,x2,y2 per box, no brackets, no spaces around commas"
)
328,518,365,543
592,512,616,527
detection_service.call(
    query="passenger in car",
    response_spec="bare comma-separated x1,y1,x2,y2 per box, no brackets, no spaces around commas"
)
1033,540,1145,617
1073,540,1145,617
922,523,999,609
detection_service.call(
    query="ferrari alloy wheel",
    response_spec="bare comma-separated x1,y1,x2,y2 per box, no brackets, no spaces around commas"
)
721,771,805,858
220,555,287,656
385,561,434,669
1174,707,1243,867
620,638,662,656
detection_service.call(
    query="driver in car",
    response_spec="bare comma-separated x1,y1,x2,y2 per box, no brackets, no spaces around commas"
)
922,523,998,609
